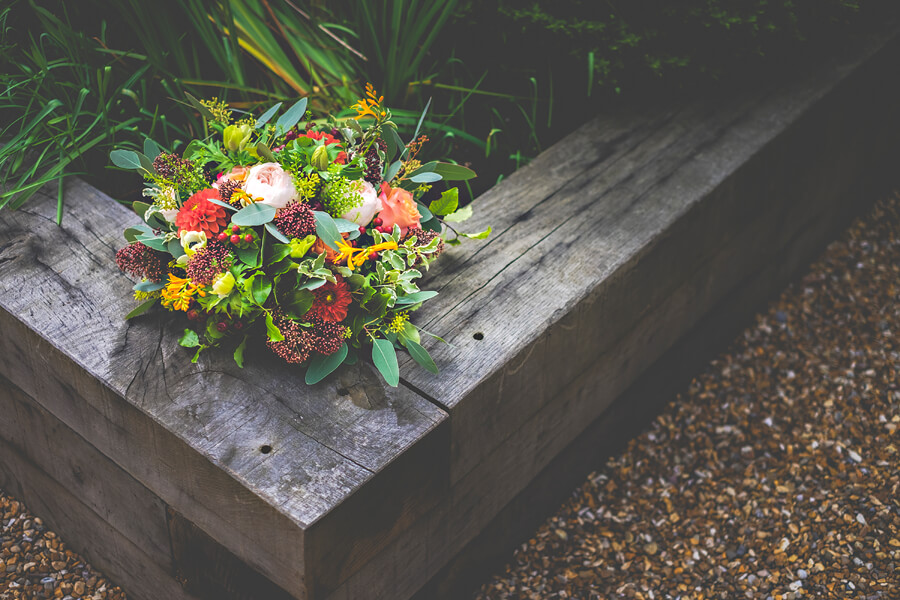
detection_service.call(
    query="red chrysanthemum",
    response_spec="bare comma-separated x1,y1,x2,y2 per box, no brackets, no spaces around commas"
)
301,130,347,164
305,277,352,323
175,189,228,236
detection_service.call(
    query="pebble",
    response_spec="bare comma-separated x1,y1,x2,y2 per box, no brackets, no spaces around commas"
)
476,190,900,599
0,490,126,599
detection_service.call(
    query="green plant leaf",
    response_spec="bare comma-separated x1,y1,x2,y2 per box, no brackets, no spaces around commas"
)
281,289,314,319
125,299,156,320
276,98,308,132
268,243,292,264
185,92,214,120
255,102,283,128
429,187,458,216
132,200,151,217
421,217,442,233
179,329,200,348
395,290,438,305
443,205,473,223
265,222,289,243
405,339,438,374
265,312,284,341
232,202,276,226
313,211,341,250
384,160,402,182
433,163,477,181
305,343,348,385
461,226,492,240
233,336,247,368
236,244,261,268
110,149,142,170
251,274,272,305
256,142,278,162
124,224,152,243
372,338,399,387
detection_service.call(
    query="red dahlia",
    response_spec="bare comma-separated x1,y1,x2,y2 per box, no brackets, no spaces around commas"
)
306,277,352,323
175,189,228,237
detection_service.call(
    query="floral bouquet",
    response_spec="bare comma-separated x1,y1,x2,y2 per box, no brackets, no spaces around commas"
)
112,86,488,386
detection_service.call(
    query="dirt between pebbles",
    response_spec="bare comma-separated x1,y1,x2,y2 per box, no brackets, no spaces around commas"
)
4,191,900,600
475,190,900,600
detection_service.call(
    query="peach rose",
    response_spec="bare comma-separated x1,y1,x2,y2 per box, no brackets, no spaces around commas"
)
214,165,250,188
244,162,298,209
378,185,421,236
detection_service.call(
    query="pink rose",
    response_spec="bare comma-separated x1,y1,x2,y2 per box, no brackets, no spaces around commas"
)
378,185,421,236
340,180,382,226
244,162,298,209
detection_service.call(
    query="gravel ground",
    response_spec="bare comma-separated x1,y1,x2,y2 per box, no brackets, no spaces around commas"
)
2,191,899,600
475,190,900,600
0,494,126,599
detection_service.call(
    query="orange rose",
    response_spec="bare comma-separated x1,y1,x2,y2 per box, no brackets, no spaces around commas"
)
378,185,421,236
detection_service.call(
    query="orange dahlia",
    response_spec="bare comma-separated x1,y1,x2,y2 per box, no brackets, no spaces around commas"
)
306,277,352,322
175,189,228,236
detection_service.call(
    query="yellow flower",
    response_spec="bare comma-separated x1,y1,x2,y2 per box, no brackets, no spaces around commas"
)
161,274,206,312
211,271,235,298
352,83,385,121
333,238,399,270
387,311,409,333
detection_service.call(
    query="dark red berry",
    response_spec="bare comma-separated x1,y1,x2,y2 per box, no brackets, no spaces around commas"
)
186,309,200,321
358,226,366,234
231,224,240,233
230,234,241,244
217,232,227,242
216,321,228,332
244,233,253,242
373,217,383,227
232,321,244,330
368,251,377,260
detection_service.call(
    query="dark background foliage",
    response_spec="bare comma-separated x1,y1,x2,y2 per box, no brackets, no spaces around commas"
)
2,0,896,218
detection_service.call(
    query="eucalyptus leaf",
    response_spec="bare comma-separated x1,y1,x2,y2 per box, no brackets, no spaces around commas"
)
313,211,342,250
132,200,151,217
421,217,442,233
333,218,361,233
276,98,308,132
433,162,477,181
232,202,276,226
410,172,442,183
136,151,155,173
208,198,237,212
135,235,167,252
416,202,434,222
110,149,142,170
255,102,283,129
125,299,156,320
265,222,289,243
406,339,438,374
372,338,400,387
167,238,186,258
143,138,161,160
384,160,402,182
133,279,166,292
305,343,348,385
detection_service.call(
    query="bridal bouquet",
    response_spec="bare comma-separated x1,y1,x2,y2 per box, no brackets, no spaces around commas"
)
112,86,488,386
